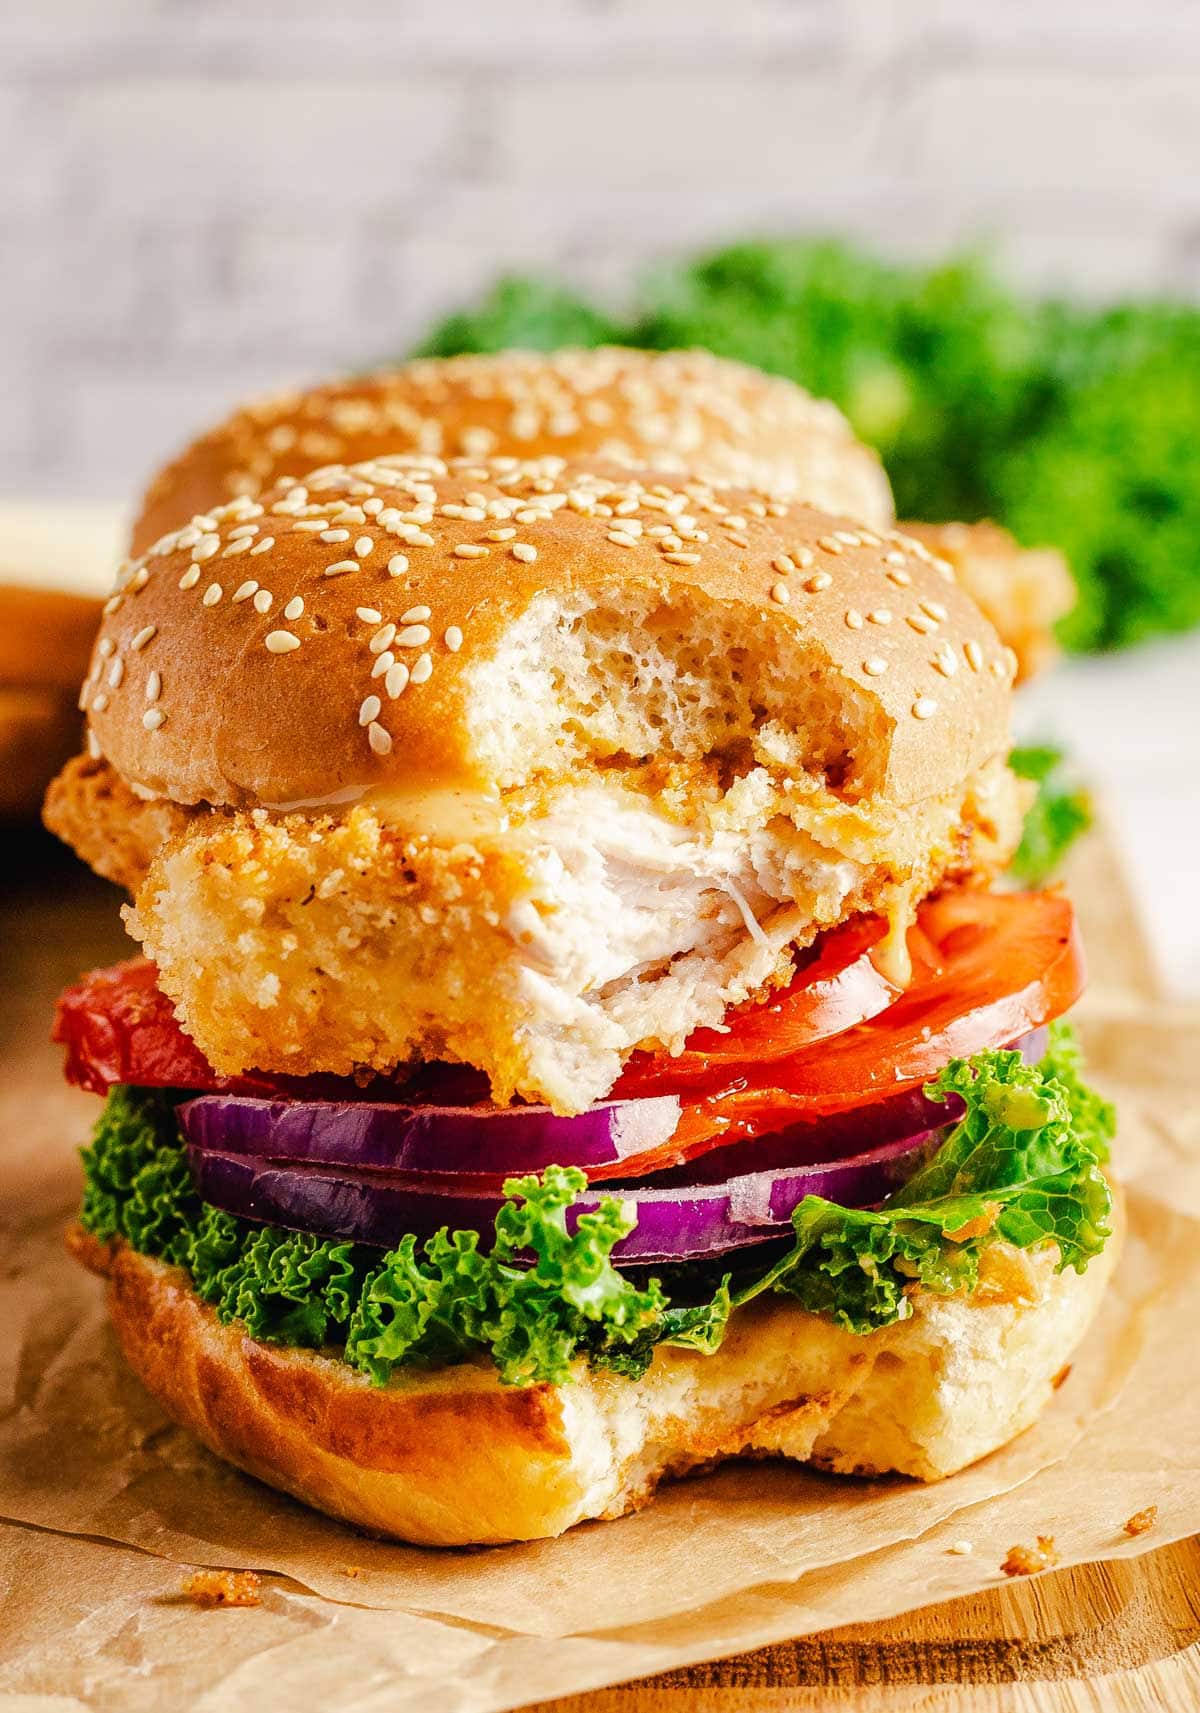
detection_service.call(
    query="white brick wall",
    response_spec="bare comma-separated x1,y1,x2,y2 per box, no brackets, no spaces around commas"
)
5,0,1200,500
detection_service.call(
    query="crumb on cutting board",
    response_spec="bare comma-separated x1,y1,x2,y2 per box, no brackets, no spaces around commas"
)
1001,1536,1060,1577
181,1569,262,1608
1124,1506,1158,1538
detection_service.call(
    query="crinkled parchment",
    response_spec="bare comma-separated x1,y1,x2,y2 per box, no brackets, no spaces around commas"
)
0,820,1197,1712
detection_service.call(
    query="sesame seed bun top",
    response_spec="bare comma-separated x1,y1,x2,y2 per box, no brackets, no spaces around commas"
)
130,348,893,556
78,455,1013,813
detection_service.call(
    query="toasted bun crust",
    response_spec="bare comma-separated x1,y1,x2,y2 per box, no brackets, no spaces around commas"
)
902,521,1075,684
72,1202,1120,1548
77,456,1012,812
130,349,894,556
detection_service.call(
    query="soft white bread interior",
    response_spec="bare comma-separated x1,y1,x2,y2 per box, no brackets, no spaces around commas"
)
72,1200,1120,1548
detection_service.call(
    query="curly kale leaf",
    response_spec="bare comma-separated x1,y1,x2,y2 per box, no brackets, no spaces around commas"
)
1010,745,1093,886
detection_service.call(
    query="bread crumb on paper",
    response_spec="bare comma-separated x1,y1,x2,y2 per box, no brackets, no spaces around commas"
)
1123,1506,1158,1538
181,1569,262,1608
1001,1536,1060,1577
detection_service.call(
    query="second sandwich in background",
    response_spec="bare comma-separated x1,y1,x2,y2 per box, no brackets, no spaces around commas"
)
129,347,1072,682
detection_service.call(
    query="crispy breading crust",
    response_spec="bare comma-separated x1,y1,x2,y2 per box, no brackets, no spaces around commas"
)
70,1186,1122,1548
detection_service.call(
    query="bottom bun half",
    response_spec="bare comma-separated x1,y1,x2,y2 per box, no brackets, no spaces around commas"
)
70,1199,1121,1548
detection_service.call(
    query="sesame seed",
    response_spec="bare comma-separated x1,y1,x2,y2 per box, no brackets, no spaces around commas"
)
964,640,984,672
453,543,489,559
91,691,109,713
400,606,432,623
320,529,350,543
885,550,907,566
192,536,220,563
409,531,435,548
356,605,382,623
792,546,815,568
913,697,938,719
368,721,392,756
130,625,157,651
253,589,273,614
222,536,253,558
933,645,958,678
834,531,861,547
284,596,305,621
906,614,936,635
107,658,124,689
354,536,373,559
663,551,702,566
772,555,795,575
371,651,394,679
868,609,891,625
97,638,114,659
863,657,888,676
142,708,165,731
410,653,433,685
920,600,948,622
232,580,258,603
511,543,537,563
265,630,301,654
395,624,431,648
131,566,150,589
487,527,516,542
887,568,913,588
370,623,397,654
770,581,791,605
228,523,259,539
805,572,833,592
444,625,463,653
990,659,1007,678
726,534,750,549
324,560,358,577
363,498,383,516
202,584,222,607
385,662,409,697
387,554,410,577
295,520,331,533
359,695,382,727
87,729,102,759
1003,647,1019,677
817,536,844,555
250,537,275,556
608,531,638,548
845,608,864,630
102,595,122,615
145,670,161,702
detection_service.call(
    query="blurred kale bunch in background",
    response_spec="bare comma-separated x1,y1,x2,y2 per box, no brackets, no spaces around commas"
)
415,241,1200,654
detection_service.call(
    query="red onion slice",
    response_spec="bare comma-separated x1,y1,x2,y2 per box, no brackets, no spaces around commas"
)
185,1125,939,1264
179,1092,682,1177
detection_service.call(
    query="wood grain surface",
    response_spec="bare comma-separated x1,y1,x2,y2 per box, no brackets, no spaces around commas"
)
2,826,1194,1708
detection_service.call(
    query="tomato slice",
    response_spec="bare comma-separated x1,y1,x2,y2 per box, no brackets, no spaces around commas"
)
52,959,346,1101
615,914,902,1095
587,888,1084,1181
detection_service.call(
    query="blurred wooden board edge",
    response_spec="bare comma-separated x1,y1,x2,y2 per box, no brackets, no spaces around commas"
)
525,1540,1200,1709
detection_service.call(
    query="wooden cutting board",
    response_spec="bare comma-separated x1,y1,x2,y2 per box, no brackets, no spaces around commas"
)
5,825,1194,1708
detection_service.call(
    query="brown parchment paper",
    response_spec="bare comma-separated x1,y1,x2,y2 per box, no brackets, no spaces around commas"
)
1,817,1198,1711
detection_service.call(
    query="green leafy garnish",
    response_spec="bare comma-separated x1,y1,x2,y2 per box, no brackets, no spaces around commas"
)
79,1028,1112,1384
1010,745,1093,886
